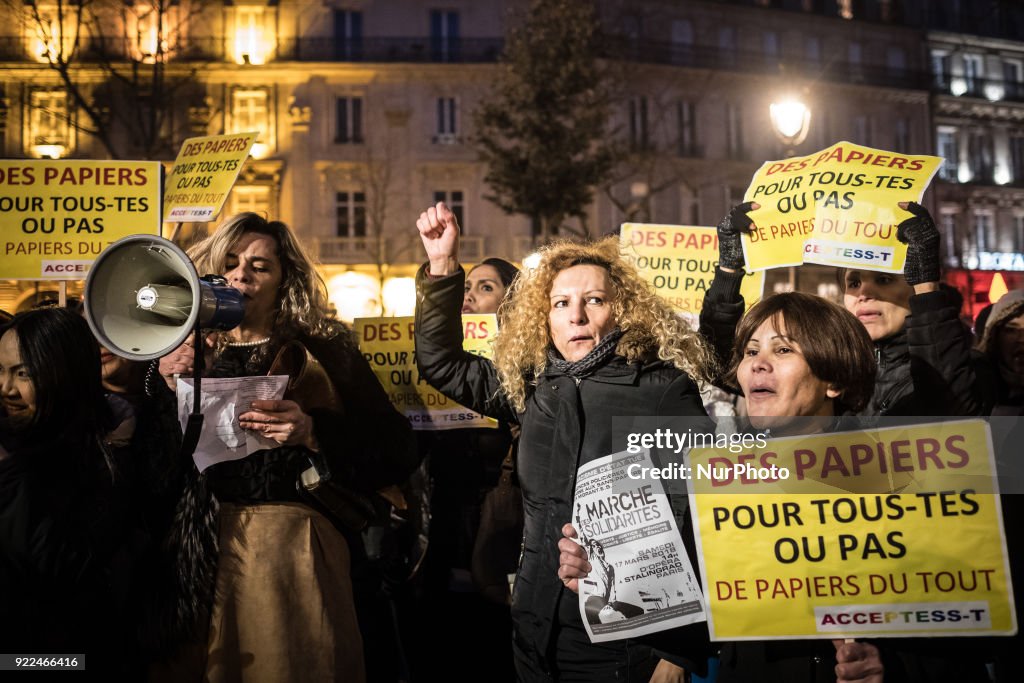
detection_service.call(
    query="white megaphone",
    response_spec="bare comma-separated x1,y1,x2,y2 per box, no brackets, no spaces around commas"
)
85,235,245,360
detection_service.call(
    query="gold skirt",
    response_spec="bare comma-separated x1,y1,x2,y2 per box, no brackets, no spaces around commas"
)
157,502,366,683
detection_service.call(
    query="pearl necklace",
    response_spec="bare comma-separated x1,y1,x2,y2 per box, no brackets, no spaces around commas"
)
226,337,272,348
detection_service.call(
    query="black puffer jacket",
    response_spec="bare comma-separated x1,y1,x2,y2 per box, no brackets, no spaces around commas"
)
698,269,992,417
415,267,710,680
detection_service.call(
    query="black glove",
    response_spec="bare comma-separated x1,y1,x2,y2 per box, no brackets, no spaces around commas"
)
716,202,756,271
896,201,940,286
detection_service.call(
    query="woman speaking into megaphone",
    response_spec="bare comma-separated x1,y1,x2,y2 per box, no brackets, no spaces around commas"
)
151,213,418,682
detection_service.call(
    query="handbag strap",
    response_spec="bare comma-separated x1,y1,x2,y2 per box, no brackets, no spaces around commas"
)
498,441,517,487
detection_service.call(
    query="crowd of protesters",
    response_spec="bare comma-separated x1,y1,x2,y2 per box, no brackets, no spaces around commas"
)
1,195,1022,683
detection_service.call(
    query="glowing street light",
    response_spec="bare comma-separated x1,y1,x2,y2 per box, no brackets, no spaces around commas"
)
769,97,812,151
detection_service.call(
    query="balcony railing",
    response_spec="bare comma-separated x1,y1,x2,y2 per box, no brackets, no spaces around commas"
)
276,37,503,63
932,75,1024,103
603,38,931,91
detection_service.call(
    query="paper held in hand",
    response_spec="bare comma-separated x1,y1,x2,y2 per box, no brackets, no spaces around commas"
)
573,447,706,643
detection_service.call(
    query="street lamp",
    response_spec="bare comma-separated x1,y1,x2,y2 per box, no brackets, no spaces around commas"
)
769,97,811,153
769,95,812,292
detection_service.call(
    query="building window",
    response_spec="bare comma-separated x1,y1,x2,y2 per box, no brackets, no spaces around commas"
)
27,89,70,157
671,19,693,45
231,185,270,216
763,31,779,58
1014,214,1024,253
433,190,464,230
805,36,821,63
230,88,272,154
430,10,460,62
231,89,268,133
336,191,367,237
852,115,870,146
434,97,458,143
629,97,649,152
974,211,996,252
725,103,744,160
336,97,363,144
1005,60,1024,101
963,54,983,97
677,100,698,157
886,46,906,75
940,210,958,266
670,19,694,65
718,26,736,66
968,131,994,182
1010,134,1024,183
937,127,958,181
894,118,910,153
333,10,363,60
932,50,951,90
234,6,268,65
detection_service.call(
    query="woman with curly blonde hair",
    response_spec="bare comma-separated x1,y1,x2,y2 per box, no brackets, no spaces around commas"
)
414,202,712,683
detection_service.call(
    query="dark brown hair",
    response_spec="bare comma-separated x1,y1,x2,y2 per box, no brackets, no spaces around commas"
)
727,292,876,414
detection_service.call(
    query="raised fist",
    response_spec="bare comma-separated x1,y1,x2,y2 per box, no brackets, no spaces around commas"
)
416,201,461,276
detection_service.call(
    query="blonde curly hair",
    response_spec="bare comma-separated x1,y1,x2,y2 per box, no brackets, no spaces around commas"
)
492,236,715,412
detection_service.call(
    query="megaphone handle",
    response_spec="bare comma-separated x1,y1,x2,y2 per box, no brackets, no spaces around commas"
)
179,324,206,462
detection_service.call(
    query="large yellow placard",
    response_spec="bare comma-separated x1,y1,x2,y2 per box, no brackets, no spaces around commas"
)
741,142,943,272
0,160,161,280
686,420,1016,640
355,315,499,430
621,223,765,321
163,132,258,222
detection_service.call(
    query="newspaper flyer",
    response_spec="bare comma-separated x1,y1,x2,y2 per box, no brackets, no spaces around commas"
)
572,448,706,642
176,374,288,472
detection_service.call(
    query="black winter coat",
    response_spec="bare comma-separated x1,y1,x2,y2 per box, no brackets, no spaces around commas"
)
698,268,992,417
415,267,711,680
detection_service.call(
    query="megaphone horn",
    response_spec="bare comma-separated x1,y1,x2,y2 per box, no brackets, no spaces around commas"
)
85,235,245,361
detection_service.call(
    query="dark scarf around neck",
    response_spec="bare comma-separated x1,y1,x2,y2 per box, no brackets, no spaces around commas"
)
547,328,624,379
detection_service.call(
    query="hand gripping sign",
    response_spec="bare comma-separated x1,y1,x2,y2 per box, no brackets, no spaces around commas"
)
621,223,766,323
685,419,1016,640
740,142,943,273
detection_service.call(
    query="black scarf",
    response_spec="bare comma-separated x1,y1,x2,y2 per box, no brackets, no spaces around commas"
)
547,328,624,379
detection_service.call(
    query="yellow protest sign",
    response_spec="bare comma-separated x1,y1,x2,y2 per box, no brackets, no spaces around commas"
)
686,420,1016,640
741,142,943,272
621,223,765,321
0,160,161,280
355,314,499,430
163,132,258,222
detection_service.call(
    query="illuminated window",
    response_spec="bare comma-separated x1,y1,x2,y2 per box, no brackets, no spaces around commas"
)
26,6,79,63
230,88,272,157
937,127,959,181
336,191,366,237
1010,134,1024,183
433,191,464,231
963,54,984,97
968,131,994,182
27,89,70,158
932,50,952,89
974,211,996,252
231,186,270,216
125,2,175,62
234,6,267,65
